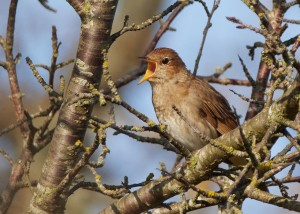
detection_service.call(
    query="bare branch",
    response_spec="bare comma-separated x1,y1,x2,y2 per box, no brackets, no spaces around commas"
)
38,0,57,12
193,0,221,75
283,18,300,25
0,0,35,211
246,188,300,211
26,57,60,97
111,1,183,42
0,61,7,69
284,1,300,10
100,74,300,213
238,55,255,86
226,16,263,35
0,148,14,166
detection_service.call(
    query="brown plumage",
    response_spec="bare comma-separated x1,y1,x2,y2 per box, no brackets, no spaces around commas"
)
139,48,238,152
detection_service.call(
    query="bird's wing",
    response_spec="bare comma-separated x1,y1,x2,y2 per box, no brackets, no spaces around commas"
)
192,78,238,135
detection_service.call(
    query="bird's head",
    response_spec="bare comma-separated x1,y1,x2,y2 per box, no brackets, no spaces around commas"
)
138,48,186,84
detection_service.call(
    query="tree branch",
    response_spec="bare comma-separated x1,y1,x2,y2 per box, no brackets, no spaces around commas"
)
100,75,300,213
28,1,119,213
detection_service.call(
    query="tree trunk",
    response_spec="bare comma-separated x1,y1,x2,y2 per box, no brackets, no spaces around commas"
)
28,1,118,213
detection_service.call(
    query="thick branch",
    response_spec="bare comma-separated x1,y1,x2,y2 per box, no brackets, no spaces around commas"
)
246,188,300,211
100,75,299,214
27,1,118,213
0,0,36,212
5,0,30,135
245,1,286,120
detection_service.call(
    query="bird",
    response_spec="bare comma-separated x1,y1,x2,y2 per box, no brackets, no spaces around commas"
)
138,48,238,154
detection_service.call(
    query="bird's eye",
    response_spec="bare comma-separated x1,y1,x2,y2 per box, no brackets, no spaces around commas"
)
161,57,169,64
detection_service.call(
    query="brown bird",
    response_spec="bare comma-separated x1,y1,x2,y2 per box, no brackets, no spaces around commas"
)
139,48,238,153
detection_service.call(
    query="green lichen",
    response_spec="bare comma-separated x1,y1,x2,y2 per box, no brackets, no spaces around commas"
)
114,95,122,102
103,147,110,153
75,140,83,147
146,173,154,181
207,190,218,198
146,119,156,127
95,175,101,181
103,60,109,68
258,161,273,172
82,1,91,14
258,13,264,19
158,124,166,132
130,126,144,132
188,155,198,169
85,146,91,153
99,94,106,106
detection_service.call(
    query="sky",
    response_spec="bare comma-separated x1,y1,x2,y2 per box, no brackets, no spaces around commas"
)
0,0,300,213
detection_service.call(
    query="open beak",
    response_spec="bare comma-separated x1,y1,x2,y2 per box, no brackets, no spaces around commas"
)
138,58,157,84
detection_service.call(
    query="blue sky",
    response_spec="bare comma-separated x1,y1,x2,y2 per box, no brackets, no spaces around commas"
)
0,0,299,213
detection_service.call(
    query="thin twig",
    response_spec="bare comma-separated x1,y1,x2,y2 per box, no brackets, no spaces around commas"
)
283,18,300,25
226,16,264,35
38,0,57,12
284,129,300,154
195,0,210,16
193,0,221,75
0,148,14,166
110,1,183,42
54,125,107,197
0,61,7,69
86,166,129,198
238,55,255,86
284,1,300,10
49,26,60,86
26,57,59,97
226,162,252,196
105,95,191,157
230,89,264,105
101,3,186,95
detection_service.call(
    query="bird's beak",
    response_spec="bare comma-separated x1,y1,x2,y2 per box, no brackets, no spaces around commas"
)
138,58,157,85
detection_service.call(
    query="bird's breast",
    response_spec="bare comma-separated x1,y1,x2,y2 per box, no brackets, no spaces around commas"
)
152,85,218,151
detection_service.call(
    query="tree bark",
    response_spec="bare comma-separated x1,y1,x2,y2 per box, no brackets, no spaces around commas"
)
28,1,118,213
100,74,300,213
